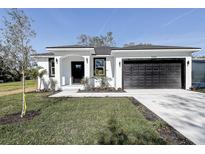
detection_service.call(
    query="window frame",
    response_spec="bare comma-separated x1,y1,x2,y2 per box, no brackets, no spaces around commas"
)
49,58,55,77
93,57,106,77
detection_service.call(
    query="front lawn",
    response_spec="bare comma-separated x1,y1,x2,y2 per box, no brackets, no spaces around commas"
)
194,88,205,93
0,92,192,144
0,80,36,97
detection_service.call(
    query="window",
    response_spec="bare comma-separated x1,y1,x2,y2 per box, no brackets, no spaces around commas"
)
49,58,55,77
94,58,106,76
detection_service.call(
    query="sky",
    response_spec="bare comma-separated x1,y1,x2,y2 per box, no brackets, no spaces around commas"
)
0,8,205,56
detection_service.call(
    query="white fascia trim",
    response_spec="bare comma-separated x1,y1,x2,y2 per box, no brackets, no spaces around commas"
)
120,56,189,59
92,55,113,57
60,54,85,59
111,49,201,53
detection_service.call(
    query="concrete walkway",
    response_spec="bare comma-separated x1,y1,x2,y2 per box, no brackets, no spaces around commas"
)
51,89,205,144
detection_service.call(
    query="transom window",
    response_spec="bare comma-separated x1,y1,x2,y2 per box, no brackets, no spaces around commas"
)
94,58,106,76
49,58,55,77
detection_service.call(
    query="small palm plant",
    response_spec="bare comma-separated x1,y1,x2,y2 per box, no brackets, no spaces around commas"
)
81,77,91,91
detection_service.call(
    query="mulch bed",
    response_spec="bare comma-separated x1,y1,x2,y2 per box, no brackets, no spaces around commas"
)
129,97,194,145
0,110,41,125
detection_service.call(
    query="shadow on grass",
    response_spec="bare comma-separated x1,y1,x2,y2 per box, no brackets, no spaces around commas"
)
98,117,166,145
98,118,129,145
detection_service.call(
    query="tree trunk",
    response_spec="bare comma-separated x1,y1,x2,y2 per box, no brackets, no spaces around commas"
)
21,70,26,117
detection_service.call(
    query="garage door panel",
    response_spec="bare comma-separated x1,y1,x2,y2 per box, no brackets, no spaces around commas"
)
123,60,183,89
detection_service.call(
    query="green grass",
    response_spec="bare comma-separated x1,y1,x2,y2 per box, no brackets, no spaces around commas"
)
0,80,36,92
194,88,205,93
0,92,166,145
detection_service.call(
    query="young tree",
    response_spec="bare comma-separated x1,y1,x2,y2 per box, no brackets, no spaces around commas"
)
0,9,36,117
77,32,115,47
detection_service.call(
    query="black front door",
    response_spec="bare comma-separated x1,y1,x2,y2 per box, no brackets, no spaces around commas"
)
71,62,84,84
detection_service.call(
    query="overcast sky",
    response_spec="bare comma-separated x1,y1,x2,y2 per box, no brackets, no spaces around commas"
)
0,8,204,56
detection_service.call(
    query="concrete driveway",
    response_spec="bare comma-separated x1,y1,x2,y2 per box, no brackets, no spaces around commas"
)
126,89,205,144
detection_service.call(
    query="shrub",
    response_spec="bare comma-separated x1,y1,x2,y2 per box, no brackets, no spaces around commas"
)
94,76,111,89
81,77,92,91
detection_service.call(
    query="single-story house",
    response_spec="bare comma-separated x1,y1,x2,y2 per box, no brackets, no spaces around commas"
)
32,44,200,90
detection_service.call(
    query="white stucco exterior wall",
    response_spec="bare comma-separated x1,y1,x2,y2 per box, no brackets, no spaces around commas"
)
106,56,114,87
115,57,122,89
54,56,61,90
61,57,69,86
112,50,194,90
89,56,114,87
83,56,90,78
186,57,192,89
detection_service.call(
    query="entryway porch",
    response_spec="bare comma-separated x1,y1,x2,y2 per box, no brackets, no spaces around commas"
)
55,54,90,89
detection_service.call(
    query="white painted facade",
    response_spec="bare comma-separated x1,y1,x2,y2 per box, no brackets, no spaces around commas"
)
111,49,195,90
33,47,200,90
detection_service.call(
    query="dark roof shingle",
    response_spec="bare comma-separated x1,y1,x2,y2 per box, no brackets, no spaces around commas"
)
32,52,54,56
46,45,94,48
47,44,200,50
112,44,201,50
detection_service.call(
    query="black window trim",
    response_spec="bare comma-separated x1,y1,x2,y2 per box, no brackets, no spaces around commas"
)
93,57,106,77
49,58,55,77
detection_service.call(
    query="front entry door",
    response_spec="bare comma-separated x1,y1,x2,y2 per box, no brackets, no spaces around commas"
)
71,61,84,84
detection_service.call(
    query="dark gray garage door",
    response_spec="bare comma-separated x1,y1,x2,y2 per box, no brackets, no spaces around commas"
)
123,60,184,89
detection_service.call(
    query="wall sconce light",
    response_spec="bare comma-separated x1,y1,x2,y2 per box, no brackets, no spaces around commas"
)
187,60,189,66
56,58,58,64
86,58,88,64
119,61,121,67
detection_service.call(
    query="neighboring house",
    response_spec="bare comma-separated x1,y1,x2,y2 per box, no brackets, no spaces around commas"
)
192,59,205,88
32,44,200,90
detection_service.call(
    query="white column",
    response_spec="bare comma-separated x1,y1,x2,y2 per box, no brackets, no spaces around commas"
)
115,57,122,89
106,56,114,87
54,56,61,90
37,76,41,90
186,57,192,89
67,58,72,85
83,56,90,78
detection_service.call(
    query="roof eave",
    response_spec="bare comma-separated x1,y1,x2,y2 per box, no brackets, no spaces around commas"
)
31,55,55,58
